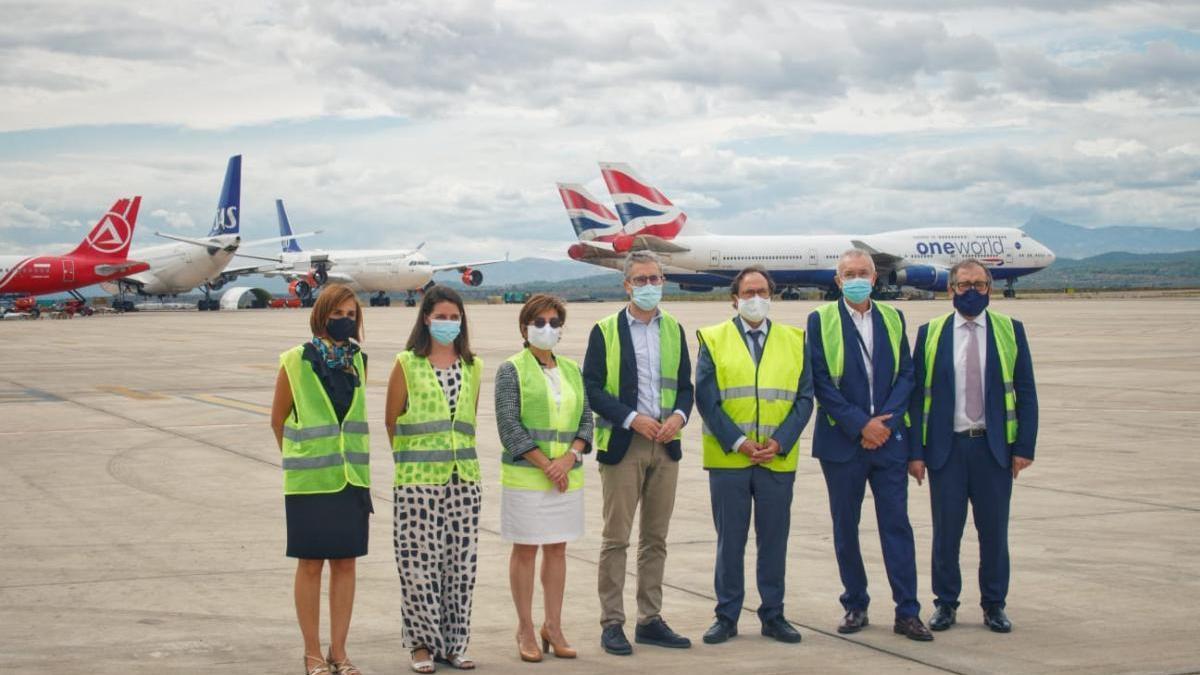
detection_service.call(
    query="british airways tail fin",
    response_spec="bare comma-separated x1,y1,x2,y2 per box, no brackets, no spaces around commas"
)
68,197,141,259
556,183,622,243
207,154,241,236
598,162,687,240
276,199,303,253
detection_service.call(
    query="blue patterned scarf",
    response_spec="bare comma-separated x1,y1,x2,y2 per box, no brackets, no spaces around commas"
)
310,336,358,372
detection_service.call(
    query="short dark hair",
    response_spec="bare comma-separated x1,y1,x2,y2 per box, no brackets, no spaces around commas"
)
406,285,475,363
949,259,993,288
518,293,567,347
730,264,776,296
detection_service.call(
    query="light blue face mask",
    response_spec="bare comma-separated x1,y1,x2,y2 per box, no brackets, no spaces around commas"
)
842,278,873,303
429,318,462,345
631,283,663,311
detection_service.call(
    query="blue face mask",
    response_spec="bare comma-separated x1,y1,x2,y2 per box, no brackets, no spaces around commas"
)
631,283,662,311
429,318,462,345
841,278,873,303
953,288,990,317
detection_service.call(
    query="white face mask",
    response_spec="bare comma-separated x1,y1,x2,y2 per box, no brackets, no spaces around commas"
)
737,296,770,324
526,324,561,351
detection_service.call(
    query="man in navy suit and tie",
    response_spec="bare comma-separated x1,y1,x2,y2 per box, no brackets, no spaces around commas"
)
807,249,932,641
909,259,1039,633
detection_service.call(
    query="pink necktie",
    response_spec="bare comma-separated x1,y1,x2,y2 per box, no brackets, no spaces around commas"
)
965,321,984,423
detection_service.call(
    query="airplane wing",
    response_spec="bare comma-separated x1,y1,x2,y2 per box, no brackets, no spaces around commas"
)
154,232,239,253
95,260,151,277
569,241,625,261
258,268,356,285
850,239,907,275
238,232,321,249
430,257,507,273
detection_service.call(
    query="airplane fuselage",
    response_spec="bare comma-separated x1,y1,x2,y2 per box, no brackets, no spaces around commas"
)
115,235,240,296
0,254,150,296
646,227,1055,290
281,249,436,293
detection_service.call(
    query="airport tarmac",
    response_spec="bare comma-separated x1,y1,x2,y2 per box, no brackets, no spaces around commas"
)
1,296,1198,675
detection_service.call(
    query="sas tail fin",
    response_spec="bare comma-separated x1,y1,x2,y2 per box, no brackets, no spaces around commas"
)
556,183,622,243
598,162,686,240
276,199,303,253
68,197,141,259
207,154,242,236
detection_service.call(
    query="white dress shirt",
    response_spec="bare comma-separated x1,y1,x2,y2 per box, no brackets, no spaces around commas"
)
844,299,874,414
730,318,770,452
952,310,988,432
621,307,688,430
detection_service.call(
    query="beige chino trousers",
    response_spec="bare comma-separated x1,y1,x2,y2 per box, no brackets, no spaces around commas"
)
597,434,680,627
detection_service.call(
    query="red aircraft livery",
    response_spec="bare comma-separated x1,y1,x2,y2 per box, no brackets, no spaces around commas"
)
0,197,150,300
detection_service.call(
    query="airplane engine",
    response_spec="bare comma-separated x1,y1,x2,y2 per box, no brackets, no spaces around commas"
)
308,267,328,286
567,244,587,261
461,268,483,287
289,279,313,299
892,266,950,291
14,296,37,312
612,234,635,253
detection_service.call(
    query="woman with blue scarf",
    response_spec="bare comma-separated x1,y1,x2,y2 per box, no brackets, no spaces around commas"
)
270,283,371,675
385,285,484,673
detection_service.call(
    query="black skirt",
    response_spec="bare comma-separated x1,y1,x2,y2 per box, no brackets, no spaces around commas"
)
285,485,374,559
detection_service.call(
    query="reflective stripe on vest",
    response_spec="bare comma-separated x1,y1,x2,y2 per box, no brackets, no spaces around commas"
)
696,319,806,472
502,349,585,491
814,301,911,427
391,350,482,485
921,310,1018,445
593,309,682,452
279,346,370,495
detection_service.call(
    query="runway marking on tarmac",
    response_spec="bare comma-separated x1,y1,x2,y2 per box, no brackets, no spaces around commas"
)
96,385,168,400
185,394,271,416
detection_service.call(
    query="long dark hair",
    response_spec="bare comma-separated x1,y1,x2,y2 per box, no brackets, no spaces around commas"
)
406,285,475,363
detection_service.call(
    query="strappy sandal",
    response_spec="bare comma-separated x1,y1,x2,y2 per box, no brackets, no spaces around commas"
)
304,654,331,675
326,652,361,675
435,653,476,670
410,646,436,673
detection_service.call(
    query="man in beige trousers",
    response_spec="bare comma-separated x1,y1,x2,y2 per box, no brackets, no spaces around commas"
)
582,251,695,656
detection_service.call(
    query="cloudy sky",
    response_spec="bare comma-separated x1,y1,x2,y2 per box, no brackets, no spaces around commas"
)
1,0,1197,262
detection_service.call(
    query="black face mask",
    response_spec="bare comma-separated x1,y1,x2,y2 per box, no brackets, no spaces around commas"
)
326,317,357,342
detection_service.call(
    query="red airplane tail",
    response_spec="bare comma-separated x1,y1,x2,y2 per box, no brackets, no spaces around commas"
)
68,197,141,259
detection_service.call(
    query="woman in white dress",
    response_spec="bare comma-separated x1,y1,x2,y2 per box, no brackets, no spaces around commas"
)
494,294,592,663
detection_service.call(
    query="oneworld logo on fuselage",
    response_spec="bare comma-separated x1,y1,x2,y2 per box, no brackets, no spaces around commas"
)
915,236,1006,259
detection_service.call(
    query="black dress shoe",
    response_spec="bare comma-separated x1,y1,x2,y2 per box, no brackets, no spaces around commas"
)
702,617,738,645
601,624,633,655
760,616,802,644
635,617,692,648
894,616,934,641
983,607,1012,633
929,605,957,631
837,609,869,634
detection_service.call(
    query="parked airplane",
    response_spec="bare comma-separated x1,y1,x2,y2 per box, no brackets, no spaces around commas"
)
0,197,148,317
103,155,306,311
562,163,1056,299
254,200,505,307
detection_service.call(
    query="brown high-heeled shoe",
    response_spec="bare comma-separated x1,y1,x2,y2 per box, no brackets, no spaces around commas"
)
516,630,543,662
540,625,577,659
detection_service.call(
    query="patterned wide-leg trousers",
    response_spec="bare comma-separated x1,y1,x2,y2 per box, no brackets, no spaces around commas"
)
393,473,482,658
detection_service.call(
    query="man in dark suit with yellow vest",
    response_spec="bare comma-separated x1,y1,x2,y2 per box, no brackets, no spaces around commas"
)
695,265,813,645
807,249,933,642
583,250,695,655
909,259,1039,634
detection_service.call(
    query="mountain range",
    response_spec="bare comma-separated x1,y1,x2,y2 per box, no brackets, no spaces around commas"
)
1020,215,1200,258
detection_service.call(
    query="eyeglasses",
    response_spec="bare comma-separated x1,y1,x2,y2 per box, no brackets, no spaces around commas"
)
530,317,563,329
953,281,990,293
628,274,663,287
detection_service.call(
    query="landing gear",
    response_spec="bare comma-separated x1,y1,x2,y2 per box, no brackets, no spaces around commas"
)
198,283,221,311
780,288,802,301
369,291,391,307
823,288,841,301
404,290,417,308
1003,279,1017,298
871,286,901,301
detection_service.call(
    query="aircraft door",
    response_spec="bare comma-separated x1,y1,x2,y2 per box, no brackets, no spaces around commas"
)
63,259,75,283
807,248,817,268
710,250,721,268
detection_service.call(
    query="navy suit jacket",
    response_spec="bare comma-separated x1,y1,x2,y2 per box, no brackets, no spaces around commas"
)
694,317,814,459
807,302,915,465
582,309,695,465
908,311,1039,471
